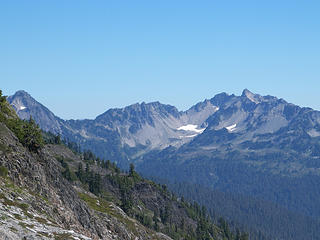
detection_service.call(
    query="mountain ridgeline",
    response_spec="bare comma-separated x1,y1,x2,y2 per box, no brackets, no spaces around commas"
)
8,89,320,239
8,90,219,167
0,90,247,239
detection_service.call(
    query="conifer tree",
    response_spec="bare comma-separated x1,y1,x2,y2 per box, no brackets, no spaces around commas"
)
77,163,84,182
129,163,135,177
22,117,44,152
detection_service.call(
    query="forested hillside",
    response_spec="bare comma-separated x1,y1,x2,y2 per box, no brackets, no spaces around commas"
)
159,180,320,240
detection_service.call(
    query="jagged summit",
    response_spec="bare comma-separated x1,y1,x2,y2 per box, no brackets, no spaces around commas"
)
241,88,262,103
241,88,253,97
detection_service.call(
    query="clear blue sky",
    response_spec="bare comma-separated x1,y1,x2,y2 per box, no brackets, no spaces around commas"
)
1,1,320,119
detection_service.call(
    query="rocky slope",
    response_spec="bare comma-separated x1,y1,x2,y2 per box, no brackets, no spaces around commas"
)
0,95,173,239
0,120,175,239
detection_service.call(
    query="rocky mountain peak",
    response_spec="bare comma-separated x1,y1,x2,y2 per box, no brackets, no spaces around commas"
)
12,90,31,97
7,90,33,112
7,91,63,134
241,88,253,97
241,88,262,104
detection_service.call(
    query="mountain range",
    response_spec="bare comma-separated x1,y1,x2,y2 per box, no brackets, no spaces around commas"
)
8,89,320,239
8,90,220,166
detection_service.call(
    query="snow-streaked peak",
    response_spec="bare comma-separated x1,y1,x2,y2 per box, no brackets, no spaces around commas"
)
12,99,27,111
225,124,237,132
177,124,205,133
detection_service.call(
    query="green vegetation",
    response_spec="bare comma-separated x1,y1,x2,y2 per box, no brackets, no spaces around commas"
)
53,232,73,240
37,232,50,238
72,149,248,239
43,131,62,145
163,174,320,240
56,156,77,182
13,213,22,220
78,191,138,235
35,216,48,224
78,192,112,213
0,142,12,154
75,162,101,195
6,117,44,152
55,141,249,240
9,226,18,232
0,90,44,153
18,221,34,229
0,165,8,177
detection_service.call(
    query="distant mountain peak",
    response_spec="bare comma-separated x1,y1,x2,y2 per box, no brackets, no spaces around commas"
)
13,90,32,98
8,90,63,133
241,88,261,104
241,88,253,96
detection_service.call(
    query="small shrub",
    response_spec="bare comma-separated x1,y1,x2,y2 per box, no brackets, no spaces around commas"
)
0,166,8,177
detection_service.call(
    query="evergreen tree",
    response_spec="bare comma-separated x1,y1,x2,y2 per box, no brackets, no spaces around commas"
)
76,163,84,182
85,163,90,176
62,165,72,181
54,134,61,144
153,212,160,231
105,160,111,169
92,173,101,194
22,117,44,152
129,163,135,176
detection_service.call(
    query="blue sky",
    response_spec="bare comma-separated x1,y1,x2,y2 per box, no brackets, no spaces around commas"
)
1,1,320,119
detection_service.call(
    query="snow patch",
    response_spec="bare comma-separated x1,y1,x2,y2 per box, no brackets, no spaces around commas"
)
225,124,237,132
177,124,205,133
247,95,259,104
179,134,198,139
307,129,320,137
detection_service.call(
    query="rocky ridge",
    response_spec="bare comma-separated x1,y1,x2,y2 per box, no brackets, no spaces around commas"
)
0,121,173,240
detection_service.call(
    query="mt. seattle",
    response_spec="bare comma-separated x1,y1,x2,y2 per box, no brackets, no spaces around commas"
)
8,89,320,239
